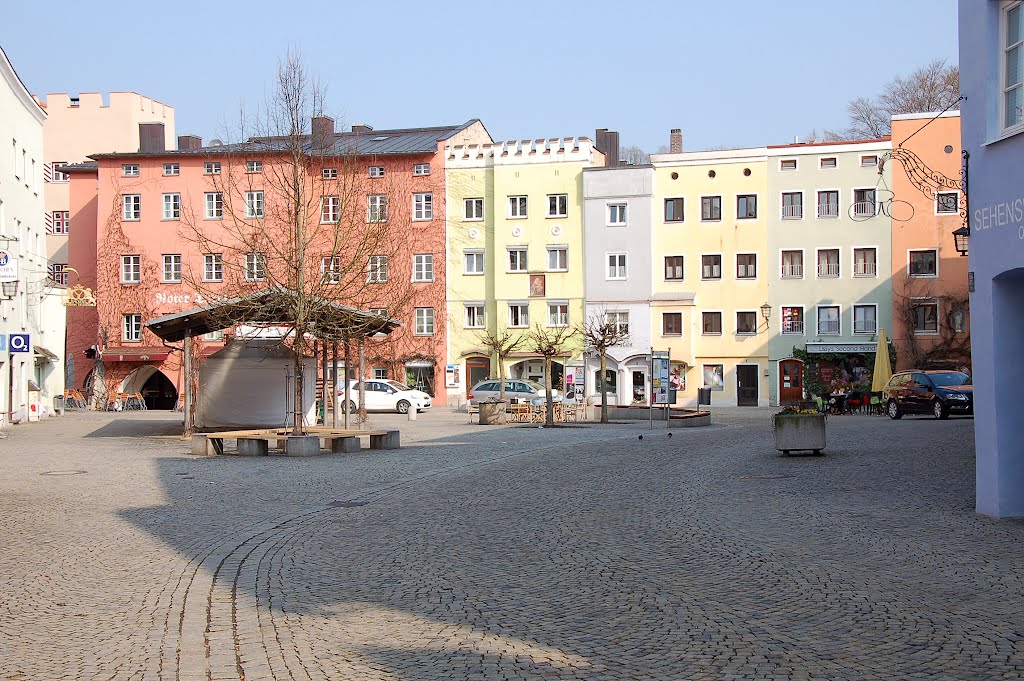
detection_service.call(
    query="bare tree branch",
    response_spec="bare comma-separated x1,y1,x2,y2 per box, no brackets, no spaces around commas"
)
525,324,578,427
580,313,629,423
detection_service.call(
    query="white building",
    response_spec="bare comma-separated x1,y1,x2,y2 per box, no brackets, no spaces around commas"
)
1,45,64,425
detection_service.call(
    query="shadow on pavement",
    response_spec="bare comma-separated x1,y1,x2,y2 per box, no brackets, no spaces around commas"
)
85,418,184,438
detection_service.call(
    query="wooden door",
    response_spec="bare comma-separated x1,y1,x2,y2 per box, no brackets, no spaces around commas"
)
737,365,759,406
466,358,490,397
779,360,803,404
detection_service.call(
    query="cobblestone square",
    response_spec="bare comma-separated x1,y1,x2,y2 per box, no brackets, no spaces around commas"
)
1,409,1021,680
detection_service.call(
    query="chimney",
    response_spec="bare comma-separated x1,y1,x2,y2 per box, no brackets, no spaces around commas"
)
670,128,683,154
139,123,166,153
177,135,202,151
351,123,373,134
594,128,621,168
311,116,335,149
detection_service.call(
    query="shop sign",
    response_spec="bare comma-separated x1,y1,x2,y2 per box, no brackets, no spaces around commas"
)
445,364,460,388
63,284,97,307
651,351,671,405
563,363,585,402
0,250,17,282
806,343,877,354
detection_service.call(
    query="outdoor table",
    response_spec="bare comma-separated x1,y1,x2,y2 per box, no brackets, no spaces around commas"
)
829,393,848,414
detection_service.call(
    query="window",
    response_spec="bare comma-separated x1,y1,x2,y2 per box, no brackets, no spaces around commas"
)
465,304,485,328
817,190,839,218
369,166,385,178
547,246,567,271
413,163,431,176
605,311,629,335
367,195,388,222
702,311,723,335
322,167,338,179
121,255,141,284
162,193,181,220
508,247,528,272
464,197,484,220
664,255,684,280
547,194,568,217
205,192,223,219
664,198,684,222
595,369,618,394
548,302,569,327
662,312,683,336
701,196,722,221
321,196,339,223
367,255,388,283
203,253,223,282
936,192,959,214
508,303,529,327
853,248,877,277
736,194,757,219
701,254,721,280
163,163,180,176
464,250,484,274
203,330,224,342
607,253,627,279
47,162,69,183
817,249,840,278
204,162,221,175
245,160,263,173
122,163,139,177
322,257,342,284
781,250,803,278
703,364,725,391
369,367,387,380
780,159,797,171
413,254,434,282
508,195,528,218
861,154,879,167
50,210,69,235
782,306,804,334
781,192,803,219
854,189,876,217
736,253,757,279
369,307,388,318
245,191,264,218
123,314,142,342
736,311,757,335
820,157,837,169
414,308,435,336
1004,0,1023,131
817,306,840,335
122,194,141,221
607,203,627,225
245,253,266,281
162,254,182,283
909,249,938,276
854,305,877,334
912,301,939,333
413,192,433,220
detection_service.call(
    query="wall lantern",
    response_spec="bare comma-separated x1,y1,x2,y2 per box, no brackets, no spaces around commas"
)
760,302,772,324
952,226,969,257
1,280,18,299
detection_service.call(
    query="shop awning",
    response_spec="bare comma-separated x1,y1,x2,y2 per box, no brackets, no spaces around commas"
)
33,345,59,360
100,346,170,362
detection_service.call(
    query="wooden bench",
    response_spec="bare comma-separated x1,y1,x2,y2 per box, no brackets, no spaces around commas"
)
191,428,400,457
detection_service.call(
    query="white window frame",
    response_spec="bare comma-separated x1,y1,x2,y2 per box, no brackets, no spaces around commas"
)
781,306,806,335
508,303,530,328
736,253,757,280
605,311,629,336
162,193,181,220
816,189,840,219
781,249,805,279
607,203,627,226
322,256,342,284
547,194,568,218
852,187,877,218
163,163,180,176
121,255,141,284
853,304,878,335
735,310,757,336
464,197,484,221
606,252,627,280
123,314,142,342
122,163,140,177
816,248,841,278
367,194,388,222
701,311,723,336
203,330,225,342
781,191,803,219
508,195,528,219
1003,0,1024,134
816,305,841,336
413,192,433,221
779,158,797,171
547,301,569,328
414,307,435,336
464,250,485,275
546,245,568,272
203,253,223,282
412,253,434,282
245,252,266,282
413,163,431,176
162,254,182,283
853,247,878,278
245,190,264,218
205,192,223,219
245,160,263,173
367,255,388,283
51,210,69,235
464,303,485,329
507,247,528,273
701,253,722,281
322,167,338,179
911,298,940,336
935,191,960,215
819,157,838,169
860,154,879,167
908,248,939,278
204,161,221,175
321,195,340,224
369,165,385,178
122,194,141,221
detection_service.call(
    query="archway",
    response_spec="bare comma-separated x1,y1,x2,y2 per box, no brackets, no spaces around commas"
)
120,365,179,410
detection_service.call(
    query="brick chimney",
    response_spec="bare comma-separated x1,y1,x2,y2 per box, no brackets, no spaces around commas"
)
351,123,373,134
139,123,166,153
670,128,683,154
177,135,202,151
311,116,335,149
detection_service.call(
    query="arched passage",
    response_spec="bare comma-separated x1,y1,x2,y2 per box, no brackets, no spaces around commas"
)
120,365,179,410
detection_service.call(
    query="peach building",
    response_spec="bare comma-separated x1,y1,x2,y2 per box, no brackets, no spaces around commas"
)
889,112,969,371
65,118,490,409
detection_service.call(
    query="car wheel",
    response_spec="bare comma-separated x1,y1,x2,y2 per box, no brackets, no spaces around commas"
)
933,399,949,420
396,400,411,414
887,399,902,420
346,400,357,413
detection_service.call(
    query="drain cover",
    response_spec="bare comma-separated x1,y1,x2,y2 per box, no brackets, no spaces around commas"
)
328,500,368,508
40,470,87,476
738,473,796,480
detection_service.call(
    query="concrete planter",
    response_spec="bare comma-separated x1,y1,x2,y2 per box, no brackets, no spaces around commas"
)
478,401,506,425
772,414,826,455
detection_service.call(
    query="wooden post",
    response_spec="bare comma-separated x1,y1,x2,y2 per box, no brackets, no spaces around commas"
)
183,330,193,435
358,336,367,424
331,341,339,428
343,338,351,429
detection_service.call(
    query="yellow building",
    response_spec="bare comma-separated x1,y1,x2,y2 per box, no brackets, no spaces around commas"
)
444,138,604,405
650,147,771,406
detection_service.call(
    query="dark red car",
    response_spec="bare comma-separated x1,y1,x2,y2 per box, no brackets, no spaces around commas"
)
883,370,973,420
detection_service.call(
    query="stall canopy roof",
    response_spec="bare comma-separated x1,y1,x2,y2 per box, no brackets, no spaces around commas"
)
145,287,401,343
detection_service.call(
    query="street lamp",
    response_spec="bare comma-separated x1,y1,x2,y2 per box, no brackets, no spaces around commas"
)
760,302,772,326
952,226,969,257
1,280,17,299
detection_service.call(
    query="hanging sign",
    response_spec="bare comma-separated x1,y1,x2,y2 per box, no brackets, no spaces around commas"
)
0,250,17,282
63,284,97,307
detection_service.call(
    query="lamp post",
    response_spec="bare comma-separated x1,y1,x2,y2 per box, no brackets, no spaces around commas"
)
1,280,17,299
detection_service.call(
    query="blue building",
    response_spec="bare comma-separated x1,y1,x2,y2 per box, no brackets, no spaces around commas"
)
960,0,1024,518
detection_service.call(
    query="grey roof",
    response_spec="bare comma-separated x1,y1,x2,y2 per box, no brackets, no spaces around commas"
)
60,161,98,173
90,120,482,160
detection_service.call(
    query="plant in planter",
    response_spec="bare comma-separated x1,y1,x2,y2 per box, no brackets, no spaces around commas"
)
772,406,826,455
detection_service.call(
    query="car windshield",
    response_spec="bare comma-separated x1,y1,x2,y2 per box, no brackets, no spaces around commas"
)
523,380,546,391
930,372,972,387
386,380,413,391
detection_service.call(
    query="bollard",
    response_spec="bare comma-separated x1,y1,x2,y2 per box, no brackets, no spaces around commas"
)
408,407,417,421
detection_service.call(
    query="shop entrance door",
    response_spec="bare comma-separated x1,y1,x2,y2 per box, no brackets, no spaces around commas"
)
737,365,759,406
779,360,803,404
466,358,490,396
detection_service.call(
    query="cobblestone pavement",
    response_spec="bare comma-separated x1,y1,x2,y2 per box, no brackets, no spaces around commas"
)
1,408,1021,680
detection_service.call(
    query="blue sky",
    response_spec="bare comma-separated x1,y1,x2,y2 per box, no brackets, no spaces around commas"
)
1,0,959,152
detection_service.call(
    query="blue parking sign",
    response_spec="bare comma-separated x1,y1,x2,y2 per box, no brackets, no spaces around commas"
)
0,335,5,351
9,334,30,353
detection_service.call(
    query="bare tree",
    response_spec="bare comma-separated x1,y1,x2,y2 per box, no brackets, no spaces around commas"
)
619,145,651,166
525,324,578,427
827,59,960,140
580,314,630,424
893,274,971,370
477,329,525,405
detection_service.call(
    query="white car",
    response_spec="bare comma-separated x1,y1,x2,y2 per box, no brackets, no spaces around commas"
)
338,379,432,414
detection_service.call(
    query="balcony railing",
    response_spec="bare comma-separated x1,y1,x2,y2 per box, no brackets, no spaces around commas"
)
782,320,804,334
781,264,803,278
854,262,877,277
817,262,840,277
854,320,877,334
817,203,839,218
782,205,803,219
817,319,840,335
853,201,876,217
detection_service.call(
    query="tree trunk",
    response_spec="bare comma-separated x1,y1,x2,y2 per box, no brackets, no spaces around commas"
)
600,350,609,424
292,340,304,435
497,353,506,404
544,356,555,427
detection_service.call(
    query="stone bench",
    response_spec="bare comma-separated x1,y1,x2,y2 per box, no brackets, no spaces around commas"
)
191,429,400,457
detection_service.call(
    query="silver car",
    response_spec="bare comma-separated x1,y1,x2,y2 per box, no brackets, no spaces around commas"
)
468,379,561,406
